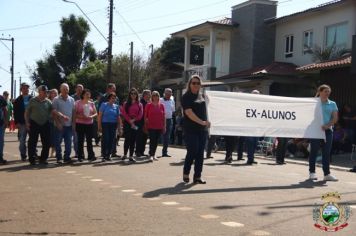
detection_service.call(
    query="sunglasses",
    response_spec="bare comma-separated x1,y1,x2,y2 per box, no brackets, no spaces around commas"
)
191,82,201,85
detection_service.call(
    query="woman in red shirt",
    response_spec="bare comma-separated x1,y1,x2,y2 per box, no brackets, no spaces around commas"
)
121,88,143,162
145,91,166,161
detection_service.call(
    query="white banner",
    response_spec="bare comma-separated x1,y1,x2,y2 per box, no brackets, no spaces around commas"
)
205,91,325,139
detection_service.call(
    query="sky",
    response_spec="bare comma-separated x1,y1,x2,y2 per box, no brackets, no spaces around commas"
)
0,0,335,97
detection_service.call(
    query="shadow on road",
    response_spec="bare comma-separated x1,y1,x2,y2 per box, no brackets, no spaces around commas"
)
143,182,195,198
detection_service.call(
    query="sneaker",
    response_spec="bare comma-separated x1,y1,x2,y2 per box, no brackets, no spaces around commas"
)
226,157,232,164
149,156,154,162
153,156,158,161
121,155,127,161
129,156,136,162
309,173,318,180
323,175,338,181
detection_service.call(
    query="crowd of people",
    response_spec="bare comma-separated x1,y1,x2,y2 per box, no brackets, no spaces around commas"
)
0,77,355,183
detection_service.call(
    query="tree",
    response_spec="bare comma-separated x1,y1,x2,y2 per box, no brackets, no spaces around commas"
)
31,14,97,89
307,44,351,62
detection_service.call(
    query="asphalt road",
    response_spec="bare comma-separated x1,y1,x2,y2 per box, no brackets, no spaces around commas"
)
1,133,355,236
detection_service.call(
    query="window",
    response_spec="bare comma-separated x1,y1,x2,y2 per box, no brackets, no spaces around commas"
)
285,35,294,58
303,30,313,53
325,22,348,48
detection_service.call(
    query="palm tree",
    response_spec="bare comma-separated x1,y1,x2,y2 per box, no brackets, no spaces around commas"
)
305,44,351,63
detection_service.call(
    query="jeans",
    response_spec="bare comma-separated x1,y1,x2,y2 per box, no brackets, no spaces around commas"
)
276,138,288,163
206,135,216,158
72,130,78,156
76,123,95,159
0,125,4,160
102,122,117,158
162,118,172,155
18,124,28,158
123,122,137,157
237,136,245,159
309,129,333,176
55,126,73,161
183,130,207,179
225,136,236,159
28,120,50,163
136,125,148,155
148,129,161,157
246,137,258,162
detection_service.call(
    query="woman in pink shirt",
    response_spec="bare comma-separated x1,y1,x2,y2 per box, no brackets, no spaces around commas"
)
74,89,97,161
145,91,166,161
121,88,143,162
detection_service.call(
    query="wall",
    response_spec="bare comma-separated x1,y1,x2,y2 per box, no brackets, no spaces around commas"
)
229,0,277,73
275,2,356,66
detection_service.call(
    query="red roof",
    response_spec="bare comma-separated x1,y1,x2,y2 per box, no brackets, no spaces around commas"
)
297,56,352,71
217,62,297,80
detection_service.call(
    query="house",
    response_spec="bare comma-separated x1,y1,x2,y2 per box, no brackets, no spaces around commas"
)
164,0,356,104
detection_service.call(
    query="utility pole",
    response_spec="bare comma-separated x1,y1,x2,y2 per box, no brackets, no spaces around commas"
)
107,0,114,82
11,37,14,99
0,37,14,99
149,44,154,89
14,79,16,98
129,42,133,90
19,76,22,95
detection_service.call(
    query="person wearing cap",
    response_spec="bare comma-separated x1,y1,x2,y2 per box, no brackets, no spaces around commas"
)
14,82,33,161
25,85,53,165
0,93,8,164
52,83,75,164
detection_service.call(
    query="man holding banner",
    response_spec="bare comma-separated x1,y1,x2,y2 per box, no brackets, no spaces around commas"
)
206,84,338,181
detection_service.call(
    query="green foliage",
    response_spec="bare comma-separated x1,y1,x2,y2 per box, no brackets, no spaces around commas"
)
67,60,106,96
307,44,351,62
31,14,97,89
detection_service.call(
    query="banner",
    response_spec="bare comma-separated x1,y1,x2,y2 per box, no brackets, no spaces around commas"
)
205,91,325,139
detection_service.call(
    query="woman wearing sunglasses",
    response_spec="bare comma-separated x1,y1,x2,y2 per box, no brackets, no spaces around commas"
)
181,75,210,184
121,88,143,162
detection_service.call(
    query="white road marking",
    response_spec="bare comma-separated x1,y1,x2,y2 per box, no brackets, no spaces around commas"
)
133,193,143,196
81,176,93,179
162,201,180,206
66,171,76,174
250,230,271,235
90,179,103,182
109,185,122,188
147,197,162,201
221,222,244,228
200,214,219,219
177,207,193,211
122,189,136,193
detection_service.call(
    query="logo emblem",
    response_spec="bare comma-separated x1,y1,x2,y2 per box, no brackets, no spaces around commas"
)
313,192,351,232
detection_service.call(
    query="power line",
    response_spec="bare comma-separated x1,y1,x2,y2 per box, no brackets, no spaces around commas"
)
0,8,104,32
0,65,10,74
116,10,148,50
117,0,229,24
116,14,229,38
0,40,12,52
